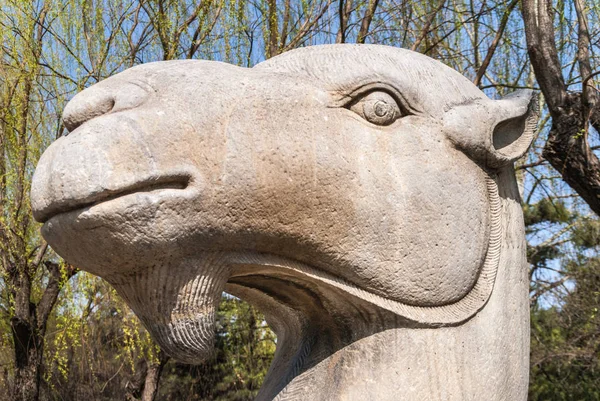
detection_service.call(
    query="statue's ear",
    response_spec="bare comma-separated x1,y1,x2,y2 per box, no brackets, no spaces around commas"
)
443,89,539,169
488,89,539,167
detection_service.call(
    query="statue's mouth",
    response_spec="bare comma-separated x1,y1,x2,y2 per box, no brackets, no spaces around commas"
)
36,174,191,223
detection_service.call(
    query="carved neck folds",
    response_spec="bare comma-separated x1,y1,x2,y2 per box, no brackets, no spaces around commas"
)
31,45,537,400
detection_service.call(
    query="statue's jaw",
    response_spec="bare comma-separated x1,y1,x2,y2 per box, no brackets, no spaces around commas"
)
102,245,499,366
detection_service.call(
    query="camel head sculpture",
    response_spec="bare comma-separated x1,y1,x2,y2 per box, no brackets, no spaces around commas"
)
31,45,537,400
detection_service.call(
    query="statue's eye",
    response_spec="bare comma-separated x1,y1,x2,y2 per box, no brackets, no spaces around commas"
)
347,91,403,126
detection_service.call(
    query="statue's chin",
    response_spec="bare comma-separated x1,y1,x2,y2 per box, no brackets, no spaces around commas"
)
143,313,220,363
104,252,232,364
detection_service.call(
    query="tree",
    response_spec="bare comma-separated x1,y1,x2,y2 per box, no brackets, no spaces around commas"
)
522,0,600,215
0,1,153,399
529,231,600,399
0,2,79,400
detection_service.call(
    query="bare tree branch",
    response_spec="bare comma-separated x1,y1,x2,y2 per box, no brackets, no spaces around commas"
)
473,0,519,86
357,0,380,43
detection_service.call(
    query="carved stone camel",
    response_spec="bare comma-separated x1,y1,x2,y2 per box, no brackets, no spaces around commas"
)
31,44,538,400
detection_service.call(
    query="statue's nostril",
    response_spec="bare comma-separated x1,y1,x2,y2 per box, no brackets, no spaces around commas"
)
62,90,115,134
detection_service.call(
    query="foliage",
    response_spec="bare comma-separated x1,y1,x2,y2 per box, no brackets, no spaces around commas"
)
529,258,600,401
527,199,600,399
40,273,163,400
524,198,572,226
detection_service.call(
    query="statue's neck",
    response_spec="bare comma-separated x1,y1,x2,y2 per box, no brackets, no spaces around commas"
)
228,264,529,401
229,275,519,401
263,313,404,401
245,286,405,401
258,300,529,401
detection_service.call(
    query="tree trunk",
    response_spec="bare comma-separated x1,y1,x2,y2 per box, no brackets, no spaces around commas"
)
266,0,279,58
357,0,379,43
522,0,600,215
11,314,43,401
542,95,600,214
9,260,77,401
126,351,169,401
141,353,169,401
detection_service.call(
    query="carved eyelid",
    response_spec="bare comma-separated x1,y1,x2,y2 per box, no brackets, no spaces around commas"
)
331,82,417,115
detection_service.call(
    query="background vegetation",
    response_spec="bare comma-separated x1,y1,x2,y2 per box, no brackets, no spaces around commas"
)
0,0,598,400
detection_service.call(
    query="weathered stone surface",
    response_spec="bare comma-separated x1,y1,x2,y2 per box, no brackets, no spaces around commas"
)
31,44,538,400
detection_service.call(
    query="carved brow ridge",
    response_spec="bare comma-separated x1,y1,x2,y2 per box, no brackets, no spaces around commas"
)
255,46,488,116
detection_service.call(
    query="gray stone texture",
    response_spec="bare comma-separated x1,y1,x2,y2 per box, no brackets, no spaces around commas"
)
31,44,538,400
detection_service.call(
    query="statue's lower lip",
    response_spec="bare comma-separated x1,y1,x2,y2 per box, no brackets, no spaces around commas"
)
37,176,190,223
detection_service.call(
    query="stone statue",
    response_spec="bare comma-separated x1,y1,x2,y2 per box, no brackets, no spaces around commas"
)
31,44,538,400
